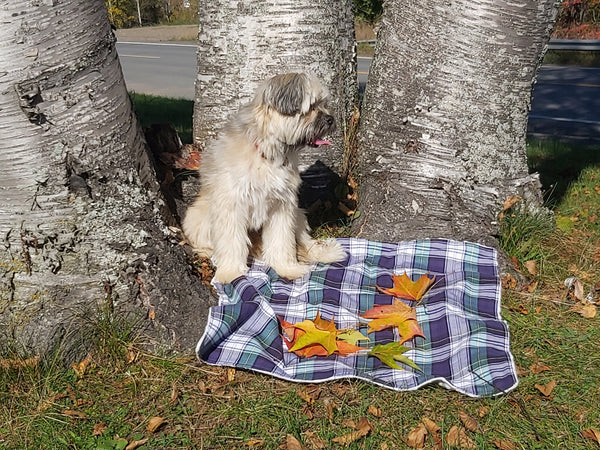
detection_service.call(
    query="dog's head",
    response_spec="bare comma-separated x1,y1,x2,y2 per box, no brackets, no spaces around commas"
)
252,73,336,148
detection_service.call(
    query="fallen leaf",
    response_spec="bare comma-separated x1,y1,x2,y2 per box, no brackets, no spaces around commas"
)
170,383,179,405
493,440,517,450
336,329,370,345
71,353,93,379
405,423,428,449
0,355,40,370
368,404,382,417
446,425,476,449
377,272,435,302
582,428,600,444
289,319,338,356
93,422,107,436
570,302,597,318
530,362,551,374
565,277,585,301
173,144,202,170
125,438,149,450
126,346,137,364
421,418,442,449
369,342,421,371
524,260,537,276
522,280,539,293
535,379,557,397
332,417,372,445
361,299,425,343
478,406,490,418
501,273,517,290
61,409,86,419
323,397,337,423
147,416,166,433
517,305,529,315
244,438,265,447
297,386,320,405
227,367,236,382
499,195,521,219
303,430,327,449
458,410,478,432
286,434,304,450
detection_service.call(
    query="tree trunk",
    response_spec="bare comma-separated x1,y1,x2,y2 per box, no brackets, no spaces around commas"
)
0,0,214,358
193,0,357,172
354,0,558,245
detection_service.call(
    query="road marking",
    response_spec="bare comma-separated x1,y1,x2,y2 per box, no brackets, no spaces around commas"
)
529,114,600,125
120,54,161,59
117,41,196,48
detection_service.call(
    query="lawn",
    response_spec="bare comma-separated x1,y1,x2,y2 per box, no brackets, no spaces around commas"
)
1,102,600,448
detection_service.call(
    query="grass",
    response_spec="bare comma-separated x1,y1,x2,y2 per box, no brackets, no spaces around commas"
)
130,93,194,144
2,123,600,448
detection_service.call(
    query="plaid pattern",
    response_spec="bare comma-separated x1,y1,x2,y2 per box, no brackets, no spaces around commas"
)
196,238,519,397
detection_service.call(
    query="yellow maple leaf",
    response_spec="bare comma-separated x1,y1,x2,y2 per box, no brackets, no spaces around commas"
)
361,299,425,343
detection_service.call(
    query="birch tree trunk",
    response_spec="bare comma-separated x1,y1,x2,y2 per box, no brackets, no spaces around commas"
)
354,0,558,245
194,0,357,172
0,0,214,358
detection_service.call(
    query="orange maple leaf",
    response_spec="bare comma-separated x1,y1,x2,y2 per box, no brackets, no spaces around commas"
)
361,299,425,344
377,272,435,302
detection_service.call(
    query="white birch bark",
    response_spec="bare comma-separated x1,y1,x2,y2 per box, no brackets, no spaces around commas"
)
0,0,213,357
355,0,558,245
193,0,357,172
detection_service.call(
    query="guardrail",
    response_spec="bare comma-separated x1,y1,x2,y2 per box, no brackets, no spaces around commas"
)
357,39,600,51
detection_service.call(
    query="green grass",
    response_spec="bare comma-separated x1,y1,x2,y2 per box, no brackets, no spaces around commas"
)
130,93,194,144
2,136,600,448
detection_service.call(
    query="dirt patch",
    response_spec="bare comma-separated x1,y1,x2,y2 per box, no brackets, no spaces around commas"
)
115,24,197,42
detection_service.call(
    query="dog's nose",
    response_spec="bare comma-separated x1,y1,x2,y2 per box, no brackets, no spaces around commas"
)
326,115,334,126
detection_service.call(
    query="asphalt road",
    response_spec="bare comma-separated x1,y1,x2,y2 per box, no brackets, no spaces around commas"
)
117,41,600,144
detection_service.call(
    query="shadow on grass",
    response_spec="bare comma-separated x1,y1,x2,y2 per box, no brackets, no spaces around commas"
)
527,138,600,205
130,93,194,144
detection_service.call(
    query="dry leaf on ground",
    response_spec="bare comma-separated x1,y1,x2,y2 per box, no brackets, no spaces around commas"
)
446,425,476,449
147,416,166,433
493,440,517,450
286,434,305,450
0,355,40,370
582,428,600,445
93,422,107,436
406,423,428,449
535,379,557,397
458,411,478,432
570,302,597,318
332,417,372,446
368,404,382,417
524,260,537,276
530,362,551,374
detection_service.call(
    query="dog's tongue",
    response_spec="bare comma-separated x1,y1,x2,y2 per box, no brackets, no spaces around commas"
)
314,139,331,146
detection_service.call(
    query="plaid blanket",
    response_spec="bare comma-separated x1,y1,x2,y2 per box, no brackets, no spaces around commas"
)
196,238,519,398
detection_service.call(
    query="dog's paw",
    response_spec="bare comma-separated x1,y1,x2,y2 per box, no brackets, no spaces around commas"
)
213,265,248,284
299,238,347,265
272,262,311,281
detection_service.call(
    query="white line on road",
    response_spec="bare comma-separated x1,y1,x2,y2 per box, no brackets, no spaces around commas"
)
117,41,196,48
120,54,161,59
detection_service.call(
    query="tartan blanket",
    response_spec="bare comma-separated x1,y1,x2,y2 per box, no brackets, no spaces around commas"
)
196,238,519,398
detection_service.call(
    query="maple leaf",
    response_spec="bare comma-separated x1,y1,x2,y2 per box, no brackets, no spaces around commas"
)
377,272,435,302
369,342,422,371
337,329,370,345
361,299,425,343
283,317,339,356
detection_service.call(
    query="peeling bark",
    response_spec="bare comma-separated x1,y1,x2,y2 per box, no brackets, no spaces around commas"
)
355,0,558,245
0,0,215,357
193,0,357,172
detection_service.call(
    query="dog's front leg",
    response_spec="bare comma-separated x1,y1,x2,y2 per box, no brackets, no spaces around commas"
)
261,203,310,280
296,209,347,264
211,207,251,284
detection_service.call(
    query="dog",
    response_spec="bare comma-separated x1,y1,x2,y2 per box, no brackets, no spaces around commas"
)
182,73,347,284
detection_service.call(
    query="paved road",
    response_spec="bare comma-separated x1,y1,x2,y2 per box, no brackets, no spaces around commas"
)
117,41,600,143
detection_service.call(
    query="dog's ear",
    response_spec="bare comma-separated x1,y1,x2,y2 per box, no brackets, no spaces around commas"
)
262,73,308,116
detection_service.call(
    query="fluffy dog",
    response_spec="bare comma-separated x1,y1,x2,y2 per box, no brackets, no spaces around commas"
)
183,73,347,284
